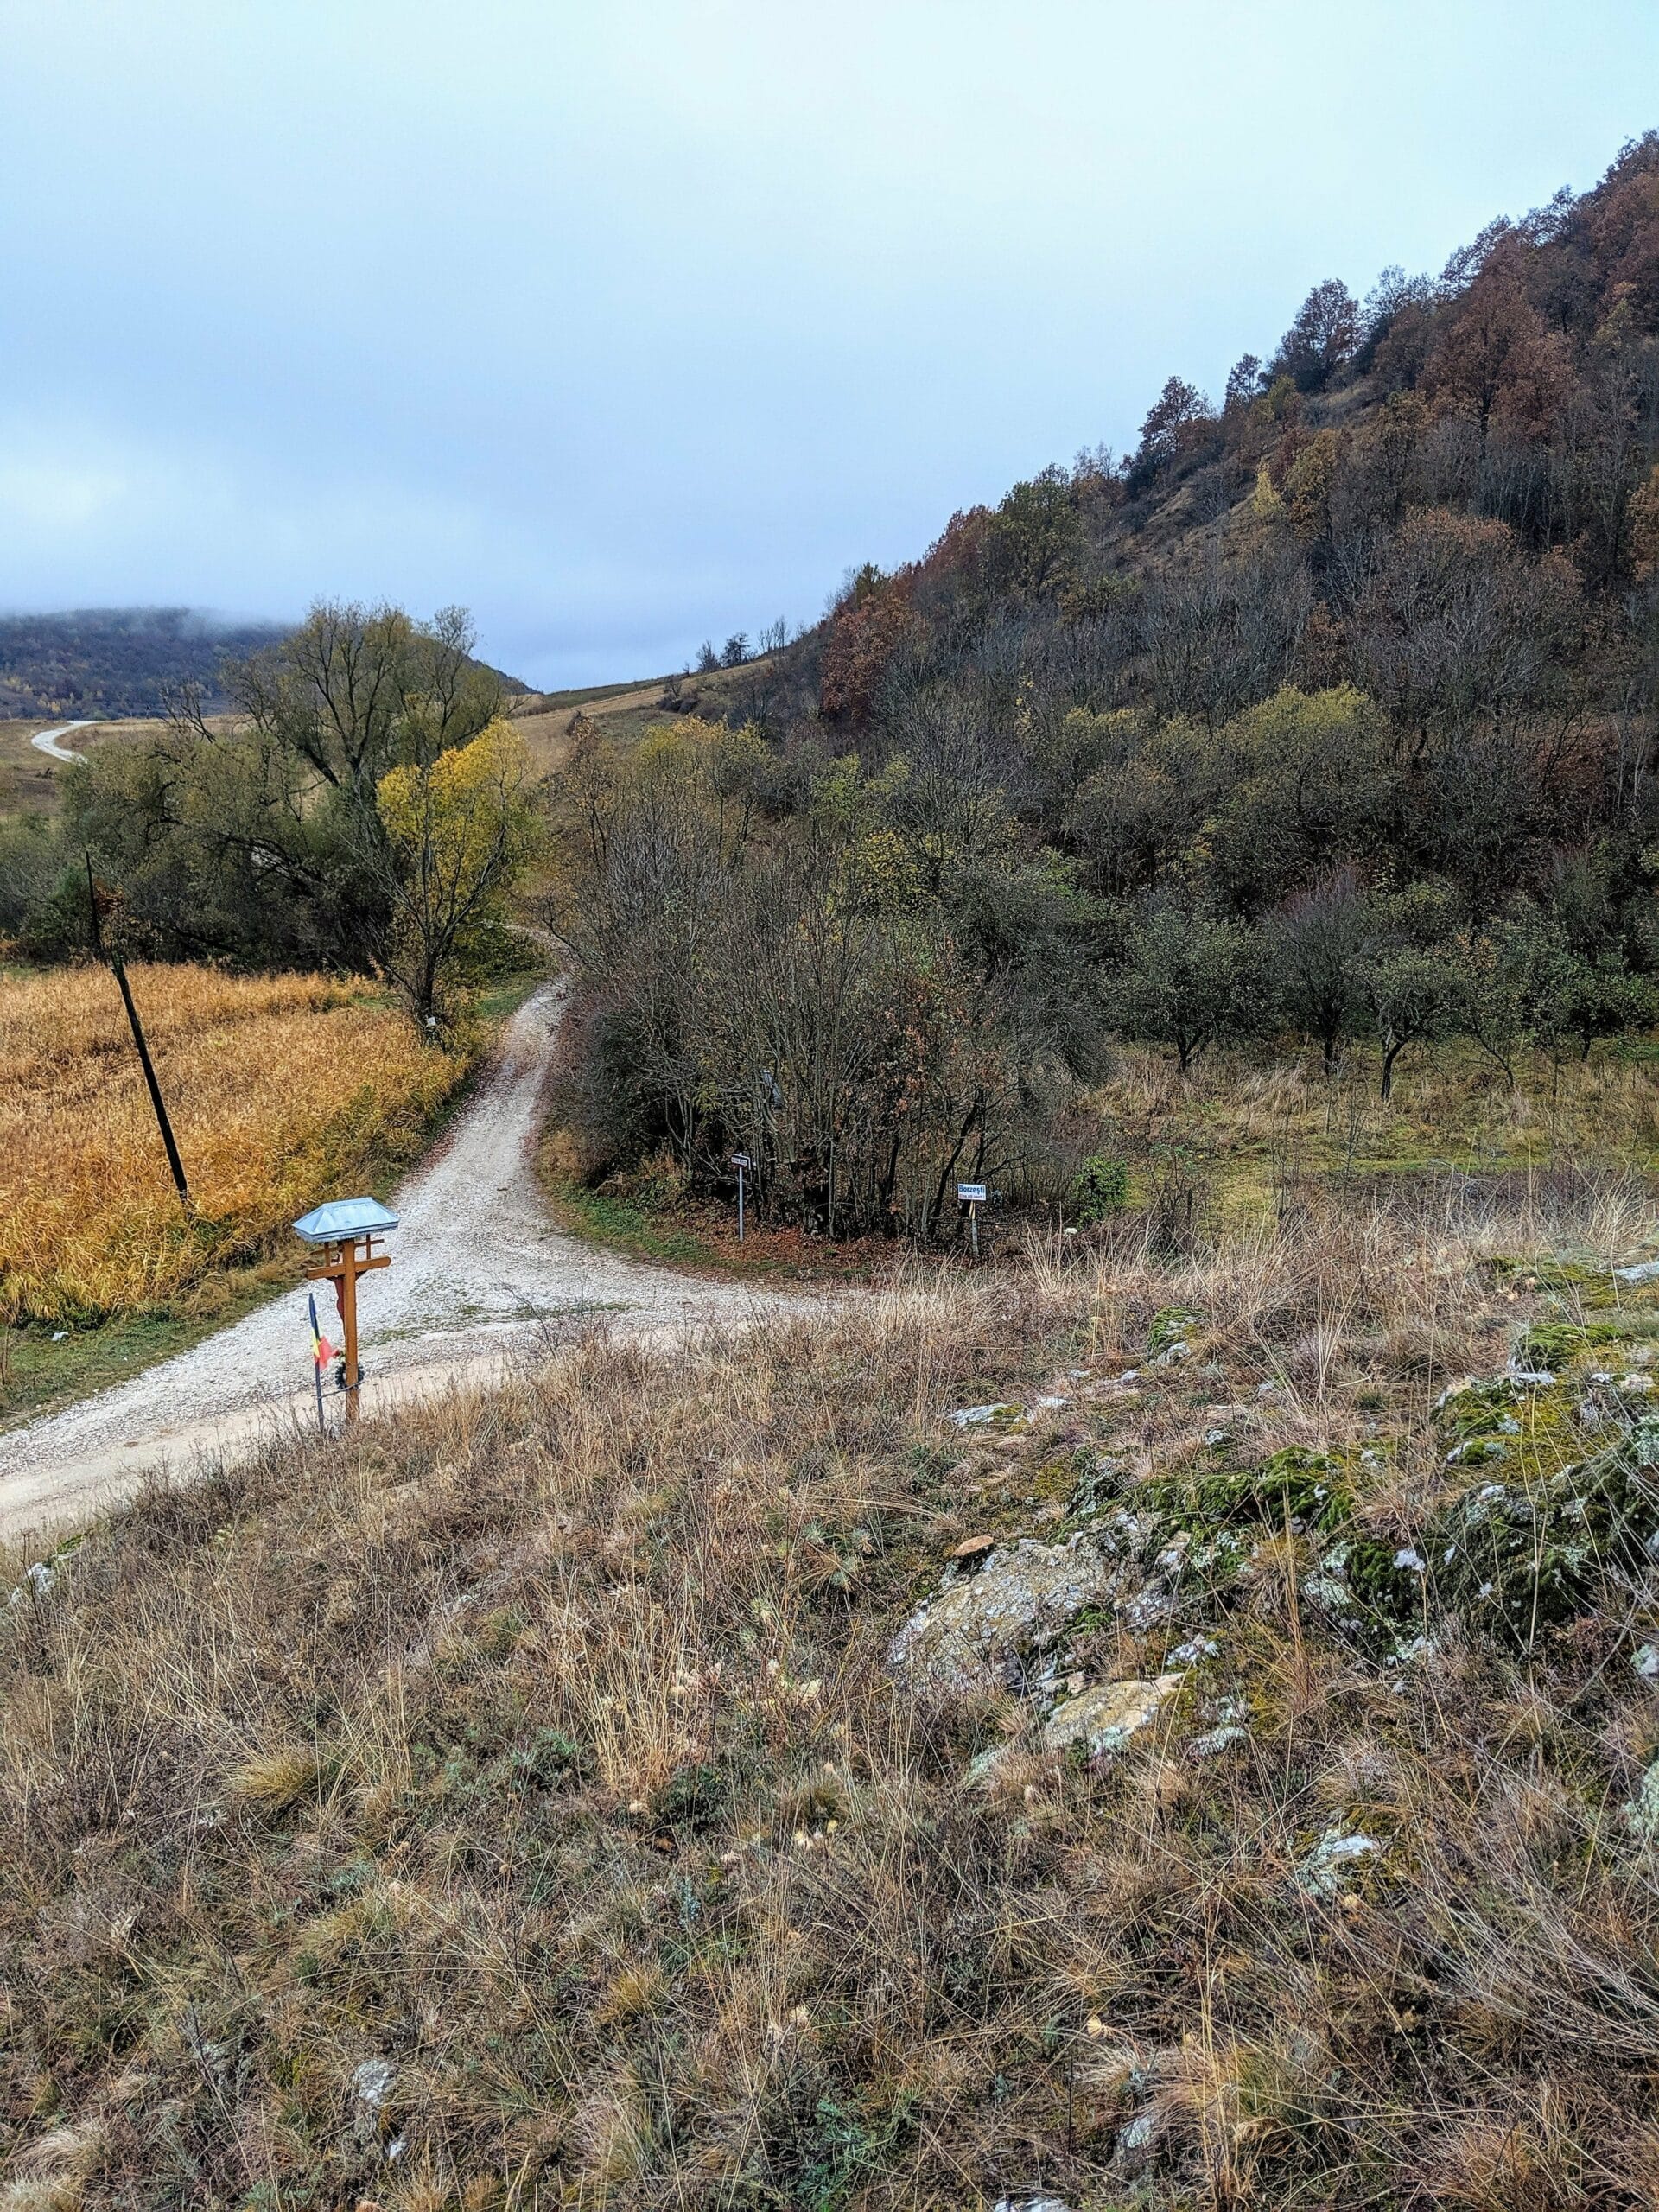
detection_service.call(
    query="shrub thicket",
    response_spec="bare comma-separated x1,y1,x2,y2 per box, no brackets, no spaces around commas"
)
550,139,1659,1234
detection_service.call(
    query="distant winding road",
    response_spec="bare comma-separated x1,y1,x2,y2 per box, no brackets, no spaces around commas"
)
30,721,94,763
0,979,811,1543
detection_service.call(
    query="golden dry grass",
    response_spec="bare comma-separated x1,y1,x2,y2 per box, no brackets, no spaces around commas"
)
9,1178,1659,2205
0,963,472,1326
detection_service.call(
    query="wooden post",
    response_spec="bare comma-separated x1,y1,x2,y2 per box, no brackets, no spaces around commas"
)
305,1232,390,1423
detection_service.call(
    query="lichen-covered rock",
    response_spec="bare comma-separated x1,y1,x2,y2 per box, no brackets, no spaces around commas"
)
1627,1760,1659,1847
1436,1376,1522,1441
1143,1446,1350,1540
1190,1693,1250,1757
1427,1418,1659,1644
1300,1534,1425,1635
947,1402,1026,1430
889,1535,1121,1693
1044,1672,1184,1757
351,2056,398,2148
1147,1305,1198,1357
1296,1828,1382,1896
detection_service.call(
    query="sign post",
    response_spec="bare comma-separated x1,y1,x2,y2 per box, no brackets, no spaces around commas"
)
732,1153,752,1243
293,1198,399,1426
957,1180,987,1262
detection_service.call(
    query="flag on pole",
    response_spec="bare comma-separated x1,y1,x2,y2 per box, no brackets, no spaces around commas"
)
308,1292,335,1370
308,1293,332,1433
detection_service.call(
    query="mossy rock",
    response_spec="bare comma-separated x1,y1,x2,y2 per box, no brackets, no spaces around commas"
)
1061,1451,1126,1525
1514,1319,1645,1372
1147,1305,1199,1356
1514,1321,1589,1372
1343,1535,1427,1623
1490,1255,1607,1294
1427,1418,1659,1645
1436,1377,1523,1443
1143,1446,1351,1541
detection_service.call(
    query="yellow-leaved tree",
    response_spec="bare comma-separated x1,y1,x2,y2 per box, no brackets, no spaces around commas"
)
375,718,536,1032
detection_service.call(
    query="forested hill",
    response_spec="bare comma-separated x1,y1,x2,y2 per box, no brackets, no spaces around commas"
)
0,608,290,719
766,130,1659,893
543,134,1659,1244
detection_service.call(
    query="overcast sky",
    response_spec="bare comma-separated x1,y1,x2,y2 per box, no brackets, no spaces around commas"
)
3,2,1657,688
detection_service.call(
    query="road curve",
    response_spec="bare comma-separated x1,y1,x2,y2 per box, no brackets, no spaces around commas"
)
0,979,812,1544
30,721,95,764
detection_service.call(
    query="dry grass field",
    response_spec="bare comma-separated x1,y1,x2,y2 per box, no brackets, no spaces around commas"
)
509,659,779,783
9,1174,1659,2205
0,720,154,820
0,963,473,1330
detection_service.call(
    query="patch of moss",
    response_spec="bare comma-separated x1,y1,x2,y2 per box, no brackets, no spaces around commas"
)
1427,1418,1659,1646
1145,1446,1351,1536
1343,1535,1427,1623
1147,1305,1199,1356
1489,1255,1607,1294
1514,1318,1652,1372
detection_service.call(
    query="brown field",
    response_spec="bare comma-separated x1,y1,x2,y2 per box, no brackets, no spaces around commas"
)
0,963,473,1328
510,658,779,781
0,719,157,819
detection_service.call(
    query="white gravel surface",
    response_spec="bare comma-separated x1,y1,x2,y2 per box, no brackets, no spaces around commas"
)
0,978,810,1542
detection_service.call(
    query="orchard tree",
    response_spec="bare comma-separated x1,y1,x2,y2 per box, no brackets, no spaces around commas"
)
1116,891,1255,1072
1362,941,1461,1098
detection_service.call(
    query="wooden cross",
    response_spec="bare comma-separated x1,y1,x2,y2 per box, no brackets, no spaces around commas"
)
303,1232,391,1423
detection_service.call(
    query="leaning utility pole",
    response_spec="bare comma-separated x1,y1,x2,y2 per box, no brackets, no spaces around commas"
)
86,853,192,1211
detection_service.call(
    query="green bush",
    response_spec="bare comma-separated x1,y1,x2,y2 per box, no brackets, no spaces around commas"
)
1071,1152,1130,1224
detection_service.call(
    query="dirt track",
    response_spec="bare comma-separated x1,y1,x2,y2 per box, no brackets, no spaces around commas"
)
29,721,92,763
0,980,810,1544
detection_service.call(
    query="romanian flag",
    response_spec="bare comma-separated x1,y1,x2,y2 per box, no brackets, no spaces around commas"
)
308,1293,335,1370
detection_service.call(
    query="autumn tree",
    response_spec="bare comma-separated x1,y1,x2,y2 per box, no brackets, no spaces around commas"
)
1269,868,1370,1071
374,720,535,1028
1271,279,1360,392
1130,378,1211,486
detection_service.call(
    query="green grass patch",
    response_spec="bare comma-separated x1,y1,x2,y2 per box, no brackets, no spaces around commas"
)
546,1180,729,1268
1,1267,303,1429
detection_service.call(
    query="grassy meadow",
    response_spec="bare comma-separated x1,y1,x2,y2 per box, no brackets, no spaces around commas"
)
1077,1035,1659,1227
9,1175,1659,2204
0,962,474,1354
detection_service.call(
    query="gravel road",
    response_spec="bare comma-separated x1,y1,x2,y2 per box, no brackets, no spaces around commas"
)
30,721,93,763
0,979,810,1543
